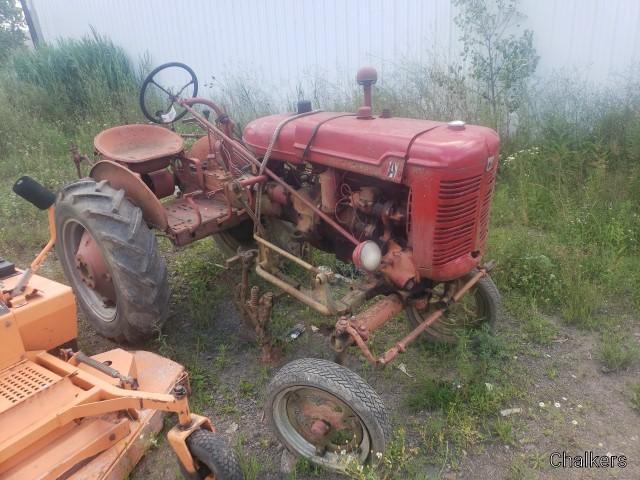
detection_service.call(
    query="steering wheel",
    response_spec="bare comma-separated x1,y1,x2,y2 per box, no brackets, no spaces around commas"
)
139,62,199,124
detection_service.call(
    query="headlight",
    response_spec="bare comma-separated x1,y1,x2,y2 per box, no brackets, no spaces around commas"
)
352,240,382,272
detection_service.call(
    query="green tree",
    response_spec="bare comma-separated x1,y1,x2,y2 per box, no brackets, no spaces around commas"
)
0,0,26,62
453,0,538,130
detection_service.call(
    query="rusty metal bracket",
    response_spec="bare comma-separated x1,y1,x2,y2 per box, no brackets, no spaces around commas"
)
70,144,93,178
336,262,497,366
232,249,280,363
183,192,203,233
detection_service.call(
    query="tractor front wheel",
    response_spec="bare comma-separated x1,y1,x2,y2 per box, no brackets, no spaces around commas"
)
266,358,391,472
406,270,501,344
55,179,169,343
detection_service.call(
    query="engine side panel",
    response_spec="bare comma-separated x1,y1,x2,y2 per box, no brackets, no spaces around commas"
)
243,113,442,182
244,112,500,282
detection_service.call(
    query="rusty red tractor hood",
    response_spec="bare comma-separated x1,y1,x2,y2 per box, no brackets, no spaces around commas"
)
244,113,500,281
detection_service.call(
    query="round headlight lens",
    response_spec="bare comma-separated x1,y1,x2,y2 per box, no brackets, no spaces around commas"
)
352,240,382,271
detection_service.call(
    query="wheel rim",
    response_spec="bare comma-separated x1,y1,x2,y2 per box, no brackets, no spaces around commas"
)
272,386,372,470
411,280,490,341
61,219,117,323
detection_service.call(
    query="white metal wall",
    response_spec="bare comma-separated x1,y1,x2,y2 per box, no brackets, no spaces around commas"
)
27,0,640,91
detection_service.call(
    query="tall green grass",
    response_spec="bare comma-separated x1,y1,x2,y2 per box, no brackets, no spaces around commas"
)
489,72,640,327
11,29,142,123
0,31,145,257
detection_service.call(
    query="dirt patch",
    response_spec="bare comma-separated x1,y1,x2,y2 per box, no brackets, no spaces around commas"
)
451,316,640,479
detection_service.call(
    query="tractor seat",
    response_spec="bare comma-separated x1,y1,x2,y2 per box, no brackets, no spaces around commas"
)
94,124,184,173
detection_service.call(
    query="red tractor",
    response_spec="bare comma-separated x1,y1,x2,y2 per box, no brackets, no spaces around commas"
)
55,62,501,471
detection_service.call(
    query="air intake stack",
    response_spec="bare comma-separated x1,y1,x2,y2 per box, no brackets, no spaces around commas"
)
356,66,377,119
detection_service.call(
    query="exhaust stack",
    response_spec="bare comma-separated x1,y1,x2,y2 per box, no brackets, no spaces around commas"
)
356,66,377,119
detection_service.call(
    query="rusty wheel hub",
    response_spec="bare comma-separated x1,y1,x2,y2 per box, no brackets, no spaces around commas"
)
285,388,364,456
75,230,115,305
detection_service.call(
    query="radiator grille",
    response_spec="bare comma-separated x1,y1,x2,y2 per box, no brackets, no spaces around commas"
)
0,361,60,409
477,169,496,247
433,174,484,266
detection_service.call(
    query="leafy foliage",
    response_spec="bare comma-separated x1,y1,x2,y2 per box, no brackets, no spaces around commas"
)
453,0,539,130
0,0,26,62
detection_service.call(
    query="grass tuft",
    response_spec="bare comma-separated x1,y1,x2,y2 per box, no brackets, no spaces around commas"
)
600,331,640,372
631,383,640,411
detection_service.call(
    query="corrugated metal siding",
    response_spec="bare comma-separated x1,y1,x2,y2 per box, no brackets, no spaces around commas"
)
521,0,640,75
27,0,640,91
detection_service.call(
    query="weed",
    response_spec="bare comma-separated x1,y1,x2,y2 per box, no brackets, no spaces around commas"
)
492,418,516,445
406,379,458,412
600,331,640,372
527,451,549,470
631,383,640,411
214,344,228,370
217,385,240,415
509,456,537,480
234,436,261,480
343,428,418,480
522,313,558,346
11,28,142,124
290,457,322,478
407,328,518,464
238,379,255,397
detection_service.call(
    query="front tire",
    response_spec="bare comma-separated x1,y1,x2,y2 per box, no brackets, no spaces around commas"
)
185,430,243,480
55,179,169,343
265,358,391,472
406,271,501,344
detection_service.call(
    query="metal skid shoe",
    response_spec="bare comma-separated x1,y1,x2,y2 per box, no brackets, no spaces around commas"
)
228,249,280,363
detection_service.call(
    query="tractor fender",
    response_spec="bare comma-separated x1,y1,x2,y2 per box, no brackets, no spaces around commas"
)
188,135,211,163
89,160,168,231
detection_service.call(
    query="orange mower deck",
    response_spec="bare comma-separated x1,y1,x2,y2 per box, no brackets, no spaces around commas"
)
0,270,209,480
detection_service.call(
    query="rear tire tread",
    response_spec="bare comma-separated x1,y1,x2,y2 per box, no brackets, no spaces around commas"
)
55,179,169,343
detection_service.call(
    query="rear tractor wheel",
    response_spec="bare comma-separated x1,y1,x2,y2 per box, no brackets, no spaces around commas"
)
266,358,391,472
55,179,169,343
406,270,501,344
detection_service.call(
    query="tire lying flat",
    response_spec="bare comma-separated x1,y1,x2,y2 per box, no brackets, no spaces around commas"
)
265,358,391,472
55,178,169,343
